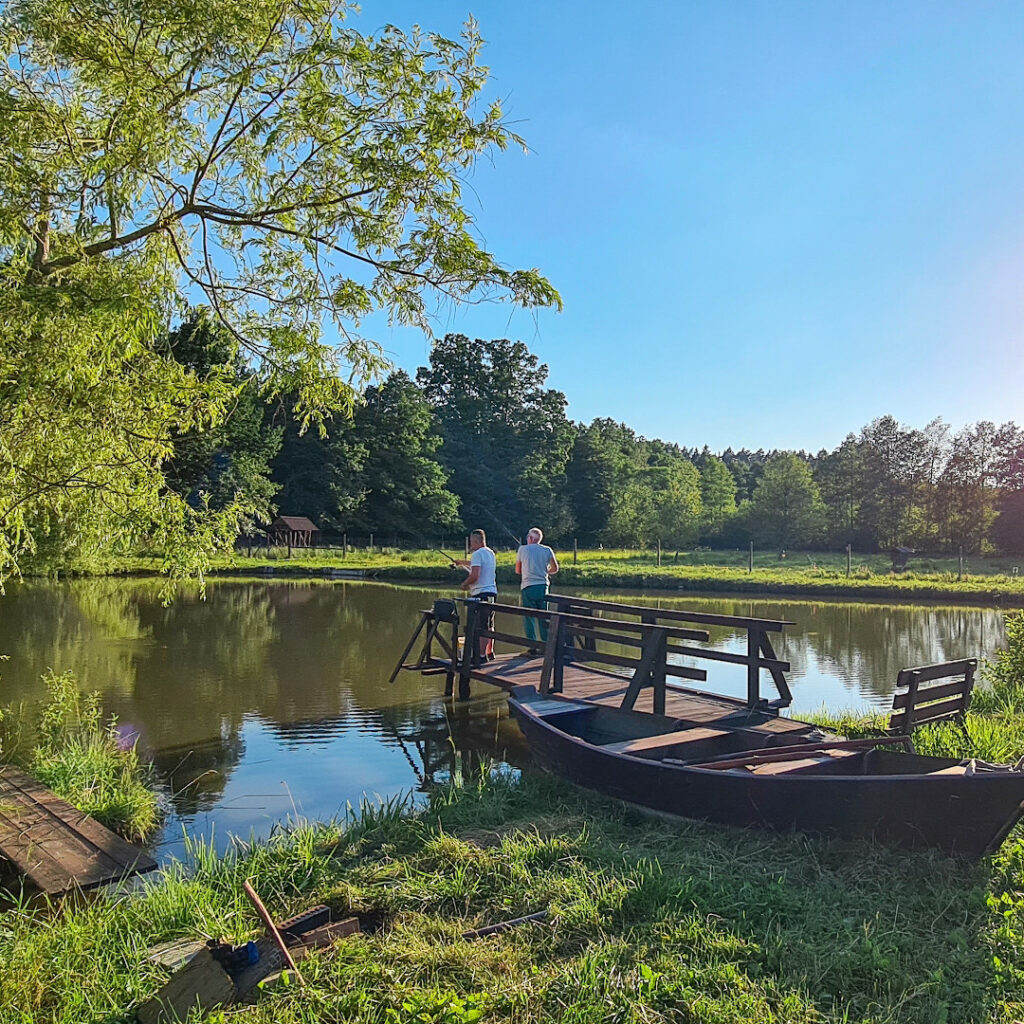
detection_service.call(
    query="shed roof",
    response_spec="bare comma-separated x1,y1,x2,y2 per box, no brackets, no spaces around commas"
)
271,515,320,532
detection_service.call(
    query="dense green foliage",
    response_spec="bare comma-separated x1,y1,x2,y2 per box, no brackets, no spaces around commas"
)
254,333,1024,558
0,0,557,584
0,670,160,840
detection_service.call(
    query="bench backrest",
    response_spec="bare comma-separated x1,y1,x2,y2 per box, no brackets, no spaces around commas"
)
888,659,977,735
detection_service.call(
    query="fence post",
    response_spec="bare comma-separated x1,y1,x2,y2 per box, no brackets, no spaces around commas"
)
748,541,754,573
958,545,963,581
573,538,578,564
846,543,852,577
657,538,662,567
343,533,348,559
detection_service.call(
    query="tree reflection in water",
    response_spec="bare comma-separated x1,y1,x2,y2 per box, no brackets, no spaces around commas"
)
0,579,1008,857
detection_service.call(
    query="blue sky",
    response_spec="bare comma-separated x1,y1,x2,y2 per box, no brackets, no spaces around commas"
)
360,1,1024,452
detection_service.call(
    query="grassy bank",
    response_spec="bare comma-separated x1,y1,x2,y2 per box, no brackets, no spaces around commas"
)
102,546,1024,603
2,769,1023,1023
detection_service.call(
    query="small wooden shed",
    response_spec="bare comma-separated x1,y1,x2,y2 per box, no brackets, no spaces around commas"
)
268,515,320,549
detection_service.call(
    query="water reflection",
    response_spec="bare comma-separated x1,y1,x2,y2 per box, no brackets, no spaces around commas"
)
0,579,1008,859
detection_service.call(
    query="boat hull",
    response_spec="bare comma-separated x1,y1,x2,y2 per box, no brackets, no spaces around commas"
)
509,697,1024,859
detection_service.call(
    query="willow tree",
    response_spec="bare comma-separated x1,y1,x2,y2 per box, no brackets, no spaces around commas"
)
0,0,559,582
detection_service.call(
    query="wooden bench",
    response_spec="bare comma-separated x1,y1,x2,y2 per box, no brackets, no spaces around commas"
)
888,659,977,735
603,727,729,755
0,766,157,894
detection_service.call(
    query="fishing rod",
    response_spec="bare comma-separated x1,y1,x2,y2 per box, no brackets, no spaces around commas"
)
434,548,460,566
476,502,522,547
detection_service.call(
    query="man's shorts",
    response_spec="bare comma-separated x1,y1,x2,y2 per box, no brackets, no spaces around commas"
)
475,591,497,635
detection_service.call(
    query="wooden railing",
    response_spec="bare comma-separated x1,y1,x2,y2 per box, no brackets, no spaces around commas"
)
461,600,711,714
391,593,796,711
545,594,794,709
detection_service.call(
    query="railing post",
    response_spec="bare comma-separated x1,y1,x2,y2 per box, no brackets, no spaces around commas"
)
445,617,459,698
459,600,478,701
746,628,761,709
552,615,565,693
539,613,562,694
652,632,667,715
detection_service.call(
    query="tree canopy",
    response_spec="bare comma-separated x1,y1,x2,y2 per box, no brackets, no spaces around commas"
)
0,1,559,582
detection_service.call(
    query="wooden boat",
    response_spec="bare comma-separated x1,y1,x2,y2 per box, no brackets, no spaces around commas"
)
508,686,1024,859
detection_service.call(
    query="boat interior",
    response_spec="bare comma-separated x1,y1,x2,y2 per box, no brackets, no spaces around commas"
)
516,693,967,777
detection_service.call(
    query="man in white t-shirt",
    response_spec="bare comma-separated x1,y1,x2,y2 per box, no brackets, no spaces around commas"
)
454,528,497,662
515,527,558,642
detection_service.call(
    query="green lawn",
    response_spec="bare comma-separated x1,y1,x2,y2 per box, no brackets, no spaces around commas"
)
98,545,1024,602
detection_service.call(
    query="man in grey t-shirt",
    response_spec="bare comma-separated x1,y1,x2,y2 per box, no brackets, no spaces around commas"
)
515,527,559,642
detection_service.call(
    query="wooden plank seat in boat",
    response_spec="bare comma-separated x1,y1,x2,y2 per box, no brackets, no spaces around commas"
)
744,749,861,775
603,727,729,755
522,699,592,718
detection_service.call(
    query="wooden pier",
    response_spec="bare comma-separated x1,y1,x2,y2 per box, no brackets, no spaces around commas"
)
392,593,810,736
0,766,157,895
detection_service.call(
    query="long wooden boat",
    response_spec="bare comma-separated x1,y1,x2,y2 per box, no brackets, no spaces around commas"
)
508,686,1024,859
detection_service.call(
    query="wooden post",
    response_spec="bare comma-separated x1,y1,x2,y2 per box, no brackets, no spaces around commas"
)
748,541,754,573
369,532,374,552
846,543,852,577
747,628,761,708
445,618,459,698
651,632,667,715
287,533,292,558
958,545,963,581
539,614,562,695
343,533,348,558
573,537,578,564
459,600,478,701
465,535,470,557
657,538,662,567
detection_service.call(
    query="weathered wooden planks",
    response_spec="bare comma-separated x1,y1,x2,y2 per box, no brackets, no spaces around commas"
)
430,654,814,737
0,765,157,894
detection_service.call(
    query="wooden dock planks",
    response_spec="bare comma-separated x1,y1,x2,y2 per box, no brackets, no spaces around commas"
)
443,654,813,738
0,766,157,894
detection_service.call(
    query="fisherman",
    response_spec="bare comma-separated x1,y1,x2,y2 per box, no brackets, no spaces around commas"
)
454,529,498,662
515,527,559,642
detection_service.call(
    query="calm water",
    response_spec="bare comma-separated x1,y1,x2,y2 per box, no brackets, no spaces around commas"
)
0,578,1009,860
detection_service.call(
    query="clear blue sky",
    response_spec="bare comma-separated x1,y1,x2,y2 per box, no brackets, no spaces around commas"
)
361,1,1024,452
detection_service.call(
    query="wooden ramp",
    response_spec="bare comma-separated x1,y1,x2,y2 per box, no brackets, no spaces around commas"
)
0,766,157,895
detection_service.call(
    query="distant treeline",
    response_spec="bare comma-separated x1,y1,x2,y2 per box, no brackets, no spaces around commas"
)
164,316,1024,556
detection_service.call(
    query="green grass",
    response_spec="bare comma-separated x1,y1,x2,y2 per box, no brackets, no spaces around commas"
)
0,670,161,842
89,546,1024,602
3,771,1024,1024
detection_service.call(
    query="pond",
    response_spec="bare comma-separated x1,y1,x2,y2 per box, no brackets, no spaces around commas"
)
0,578,1009,861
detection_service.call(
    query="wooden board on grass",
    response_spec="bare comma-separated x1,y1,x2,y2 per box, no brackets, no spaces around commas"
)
0,765,157,895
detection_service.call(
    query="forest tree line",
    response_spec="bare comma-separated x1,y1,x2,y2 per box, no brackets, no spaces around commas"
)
166,314,1024,556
